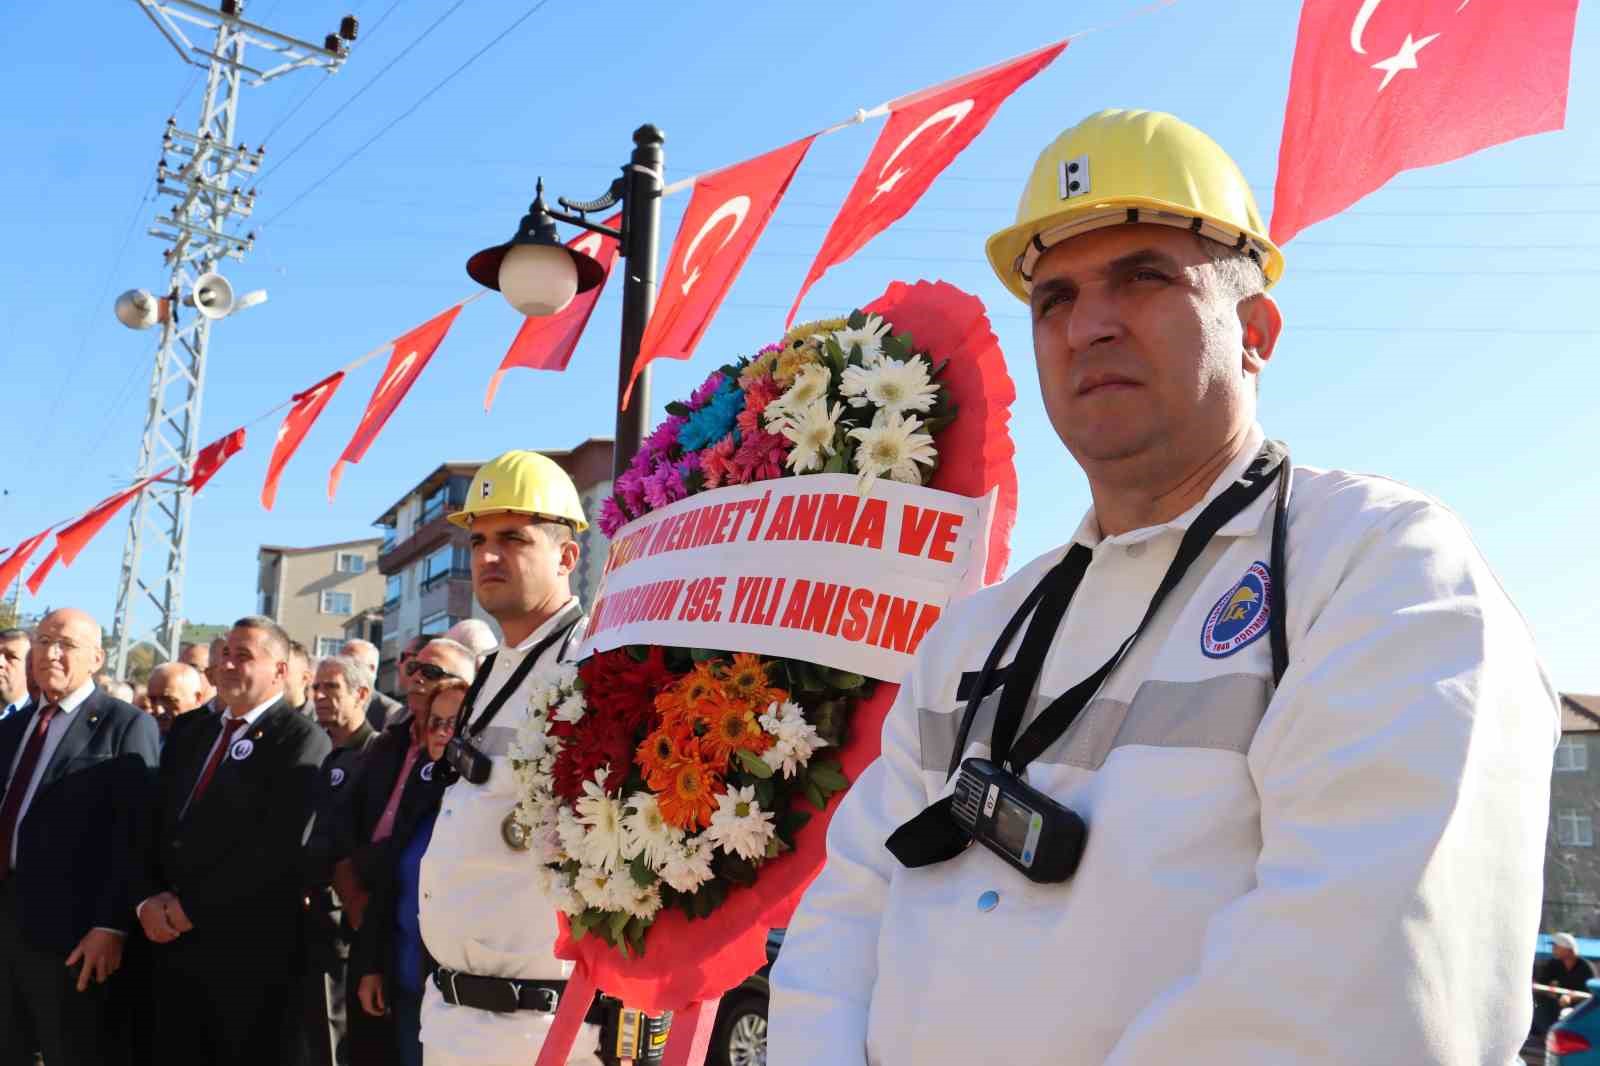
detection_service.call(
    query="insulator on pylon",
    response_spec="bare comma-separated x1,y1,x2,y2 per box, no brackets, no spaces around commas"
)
340,15,359,40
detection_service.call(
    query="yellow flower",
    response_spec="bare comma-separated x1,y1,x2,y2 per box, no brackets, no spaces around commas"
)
774,346,821,385
783,317,847,350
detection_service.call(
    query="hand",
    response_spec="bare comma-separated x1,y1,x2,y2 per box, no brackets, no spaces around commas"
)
332,859,371,932
165,895,194,934
65,929,124,991
1562,993,1575,1008
358,973,387,1017
137,894,182,944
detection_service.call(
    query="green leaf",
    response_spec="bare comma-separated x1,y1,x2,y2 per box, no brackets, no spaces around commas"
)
665,401,690,417
809,760,849,792
625,645,649,663
754,777,777,809
823,669,866,690
570,922,589,942
847,309,866,330
689,646,724,662
737,748,775,779
765,837,784,859
780,808,813,838
608,908,632,943
804,780,827,812
629,853,659,888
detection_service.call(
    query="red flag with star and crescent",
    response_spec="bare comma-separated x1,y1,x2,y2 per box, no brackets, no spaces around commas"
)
1271,0,1579,245
786,40,1067,327
0,530,53,596
625,136,815,408
485,215,622,412
329,303,463,500
26,469,172,594
262,371,344,511
188,426,246,494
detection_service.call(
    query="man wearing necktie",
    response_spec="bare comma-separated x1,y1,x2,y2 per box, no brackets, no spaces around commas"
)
137,615,331,1065
0,608,158,1065
0,628,30,721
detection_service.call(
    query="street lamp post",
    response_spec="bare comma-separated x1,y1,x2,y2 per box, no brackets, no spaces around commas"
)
467,124,664,481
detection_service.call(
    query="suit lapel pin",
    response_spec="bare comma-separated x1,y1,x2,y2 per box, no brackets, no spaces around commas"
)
230,737,254,762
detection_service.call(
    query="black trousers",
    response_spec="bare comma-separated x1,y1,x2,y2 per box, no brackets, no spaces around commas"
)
0,879,119,1066
153,931,305,1066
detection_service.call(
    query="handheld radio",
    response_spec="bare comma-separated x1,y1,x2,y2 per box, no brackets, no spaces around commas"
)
949,758,1087,883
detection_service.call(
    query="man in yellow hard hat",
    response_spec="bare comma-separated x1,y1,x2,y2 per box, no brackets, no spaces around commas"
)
769,109,1556,1065
412,450,599,1066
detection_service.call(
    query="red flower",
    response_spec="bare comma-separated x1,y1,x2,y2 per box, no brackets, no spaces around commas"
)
551,709,635,802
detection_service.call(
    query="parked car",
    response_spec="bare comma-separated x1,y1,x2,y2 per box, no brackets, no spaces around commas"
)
1545,978,1600,1064
707,928,784,1066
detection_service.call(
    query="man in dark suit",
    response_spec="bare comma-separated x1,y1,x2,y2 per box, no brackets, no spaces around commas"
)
0,608,159,1065
341,638,403,732
138,614,331,1066
0,627,30,721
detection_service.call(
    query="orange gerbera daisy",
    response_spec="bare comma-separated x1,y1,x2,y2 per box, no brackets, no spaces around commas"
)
724,653,772,702
702,700,772,767
657,757,721,831
637,728,687,790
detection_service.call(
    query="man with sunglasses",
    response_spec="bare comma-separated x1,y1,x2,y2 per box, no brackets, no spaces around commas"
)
415,450,597,1066
328,637,475,1066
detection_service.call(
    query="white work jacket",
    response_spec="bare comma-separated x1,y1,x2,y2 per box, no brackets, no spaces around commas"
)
418,600,597,1064
770,430,1557,1066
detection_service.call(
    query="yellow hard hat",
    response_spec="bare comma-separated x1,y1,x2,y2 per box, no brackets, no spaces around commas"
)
447,450,589,532
986,109,1284,302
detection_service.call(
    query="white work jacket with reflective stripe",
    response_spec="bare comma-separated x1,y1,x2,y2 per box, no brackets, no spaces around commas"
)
418,600,597,1064
769,429,1558,1066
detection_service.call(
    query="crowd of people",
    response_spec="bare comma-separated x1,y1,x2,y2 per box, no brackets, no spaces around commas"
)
0,451,602,1066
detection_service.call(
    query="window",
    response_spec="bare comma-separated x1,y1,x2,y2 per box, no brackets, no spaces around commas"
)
381,525,397,552
320,590,354,615
420,611,455,636
1558,809,1594,847
421,544,461,591
421,483,451,525
336,551,367,574
1558,737,1589,773
258,592,274,618
384,574,403,610
1566,890,1599,906
315,636,343,658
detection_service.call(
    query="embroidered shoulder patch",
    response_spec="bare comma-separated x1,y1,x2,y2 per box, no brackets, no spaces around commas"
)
1201,561,1271,659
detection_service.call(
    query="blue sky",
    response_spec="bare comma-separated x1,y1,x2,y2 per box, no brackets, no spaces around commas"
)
0,0,1596,692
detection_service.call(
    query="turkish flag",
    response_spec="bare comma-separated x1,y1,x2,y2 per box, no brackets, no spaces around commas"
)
485,215,622,412
329,303,463,500
56,471,170,567
787,41,1066,326
262,371,344,511
25,469,170,595
626,137,815,408
188,426,247,493
0,530,53,597
1271,0,1579,245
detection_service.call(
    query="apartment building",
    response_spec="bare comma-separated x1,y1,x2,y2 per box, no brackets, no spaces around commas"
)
1545,694,1600,937
372,439,614,691
256,538,385,660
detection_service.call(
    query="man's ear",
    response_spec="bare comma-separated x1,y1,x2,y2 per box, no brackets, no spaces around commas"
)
558,538,580,578
1241,292,1283,377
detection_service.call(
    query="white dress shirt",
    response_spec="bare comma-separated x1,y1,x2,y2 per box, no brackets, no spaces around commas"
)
5,680,94,868
180,693,278,816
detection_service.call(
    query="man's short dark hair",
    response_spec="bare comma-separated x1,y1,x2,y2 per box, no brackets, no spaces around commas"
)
1195,234,1267,301
0,628,28,644
233,615,291,662
537,520,575,546
287,640,309,666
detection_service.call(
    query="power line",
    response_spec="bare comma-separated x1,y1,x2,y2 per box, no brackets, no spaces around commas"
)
256,0,469,186
258,0,410,148
261,0,557,228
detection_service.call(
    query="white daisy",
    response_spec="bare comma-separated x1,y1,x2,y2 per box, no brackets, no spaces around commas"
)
620,791,685,869
839,354,938,418
759,701,824,778
831,314,892,363
571,770,626,872
622,879,664,921
764,363,833,430
545,870,585,917
575,866,629,912
847,411,937,494
705,785,777,862
658,836,715,894
778,399,844,474
552,691,588,725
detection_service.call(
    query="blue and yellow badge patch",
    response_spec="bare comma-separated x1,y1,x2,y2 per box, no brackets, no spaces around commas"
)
1201,561,1271,659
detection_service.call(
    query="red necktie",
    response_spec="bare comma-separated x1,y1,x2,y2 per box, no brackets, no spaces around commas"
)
371,742,420,843
188,716,247,811
0,704,60,879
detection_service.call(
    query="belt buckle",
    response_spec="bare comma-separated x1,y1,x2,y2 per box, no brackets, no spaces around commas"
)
533,985,560,1013
445,970,461,1006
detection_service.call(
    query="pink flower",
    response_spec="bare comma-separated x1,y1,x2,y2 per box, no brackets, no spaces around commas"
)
598,496,629,537
688,371,726,410
642,415,687,459
643,457,688,509
699,433,738,489
615,467,647,515
732,429,790,484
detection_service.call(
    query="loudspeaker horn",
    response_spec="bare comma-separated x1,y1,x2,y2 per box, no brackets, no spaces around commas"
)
189,273,235,319
113,289,169,330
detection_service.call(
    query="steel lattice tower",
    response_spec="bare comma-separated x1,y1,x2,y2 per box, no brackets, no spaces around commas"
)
111,0,353,675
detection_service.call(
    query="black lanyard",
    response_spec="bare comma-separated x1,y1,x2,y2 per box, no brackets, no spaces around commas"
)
455,603,583,740
949,440,1291,779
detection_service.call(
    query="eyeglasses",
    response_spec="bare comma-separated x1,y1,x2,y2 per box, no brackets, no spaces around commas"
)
404,660,461,684
426,713,458,735
34,637,86,656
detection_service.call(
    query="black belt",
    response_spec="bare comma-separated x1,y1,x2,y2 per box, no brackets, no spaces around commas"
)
432,968,564,1014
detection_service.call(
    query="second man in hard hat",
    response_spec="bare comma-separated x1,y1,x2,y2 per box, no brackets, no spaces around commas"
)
415,450,599,1065
768,109,1556,1065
